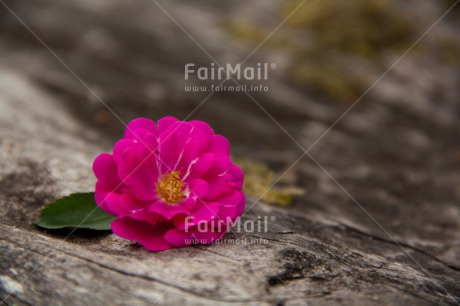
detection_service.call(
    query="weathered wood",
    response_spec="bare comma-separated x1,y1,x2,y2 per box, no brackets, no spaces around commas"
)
0,0,459,305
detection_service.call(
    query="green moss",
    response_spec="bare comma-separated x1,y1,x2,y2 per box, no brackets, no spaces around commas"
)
284,0,415,58
282,0,419,101
227,23,265,44
293,58,367,101
435,37,460,66
228,0,460,102
234,158,305,206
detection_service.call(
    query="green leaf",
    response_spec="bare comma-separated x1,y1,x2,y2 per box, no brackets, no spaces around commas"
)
36,192,115,230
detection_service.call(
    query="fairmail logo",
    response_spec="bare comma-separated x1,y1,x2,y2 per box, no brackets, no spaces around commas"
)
184,62,275,81
183,215,276,233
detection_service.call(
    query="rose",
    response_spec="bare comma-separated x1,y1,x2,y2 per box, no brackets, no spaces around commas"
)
92,116,245,251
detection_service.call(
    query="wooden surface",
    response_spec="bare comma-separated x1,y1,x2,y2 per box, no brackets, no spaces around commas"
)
0,0,459,305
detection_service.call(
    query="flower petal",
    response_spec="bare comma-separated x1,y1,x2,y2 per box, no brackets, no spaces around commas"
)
124,118,157,140
117,193,148,213
103,192,123,215
218,205,237,221
188,201,220,225
181,120,214,165
184,153,214,181
217,192,244,220
158,131,181,174
118,144,158,201
157,116,179,133
204,174,235,200
93,153,122,189
209,135,230,155
220,191,243,206
164,228,194,247
236,193,246,216
113,139,135,163
189,179,209,198
95,182,117,216
148,201,191,219
230,165,244,191
112,217,172,251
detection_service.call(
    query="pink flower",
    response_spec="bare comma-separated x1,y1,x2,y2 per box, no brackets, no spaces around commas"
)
92,116,245,251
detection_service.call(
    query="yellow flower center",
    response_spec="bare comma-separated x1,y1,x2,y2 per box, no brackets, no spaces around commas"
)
156,171,184,205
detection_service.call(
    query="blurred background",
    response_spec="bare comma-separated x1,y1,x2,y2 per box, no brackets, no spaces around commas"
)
1,0,460,267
